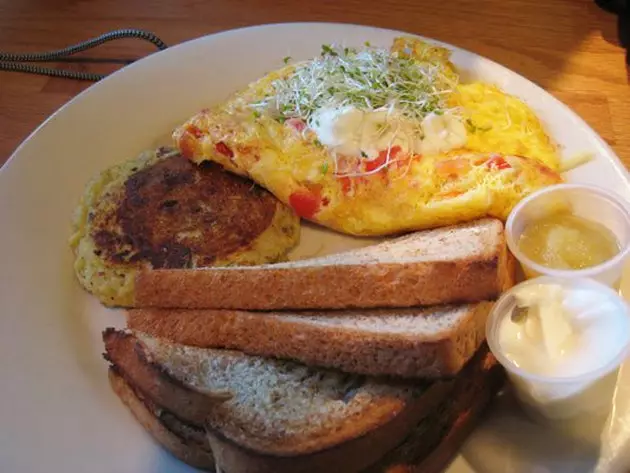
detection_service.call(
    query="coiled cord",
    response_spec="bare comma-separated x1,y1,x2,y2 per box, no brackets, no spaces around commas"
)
0,29,168,81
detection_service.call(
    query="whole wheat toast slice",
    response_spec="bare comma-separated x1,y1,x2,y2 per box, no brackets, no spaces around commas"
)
103,329,456,472
105,330,503,473
134,218,515,310
209,348,504,473
127,302,493,378
364,351,504,473
108,368,215,470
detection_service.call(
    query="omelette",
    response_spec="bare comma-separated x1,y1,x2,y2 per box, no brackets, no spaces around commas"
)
69,147,300,306
174,37,562,236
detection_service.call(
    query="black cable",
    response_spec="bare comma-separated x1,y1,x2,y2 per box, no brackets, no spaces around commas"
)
0,29,168,81
0,61,107,81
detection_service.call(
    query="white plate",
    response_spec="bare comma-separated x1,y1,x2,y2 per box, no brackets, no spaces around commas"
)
1,23,630,473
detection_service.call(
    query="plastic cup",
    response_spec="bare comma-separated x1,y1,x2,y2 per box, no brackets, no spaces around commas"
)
486,276,630,422
505,184,630,289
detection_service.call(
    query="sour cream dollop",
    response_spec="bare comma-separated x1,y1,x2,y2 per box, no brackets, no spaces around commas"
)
491,278,630,420
309,106,466,159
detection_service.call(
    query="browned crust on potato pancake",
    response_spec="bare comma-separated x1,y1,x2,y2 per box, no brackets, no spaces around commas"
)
90,152,280,269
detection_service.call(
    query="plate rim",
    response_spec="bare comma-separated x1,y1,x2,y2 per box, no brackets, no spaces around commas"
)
2,22,628,184
1,21,629,473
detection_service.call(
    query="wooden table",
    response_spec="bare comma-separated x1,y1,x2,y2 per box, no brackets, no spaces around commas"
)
0,0,628,168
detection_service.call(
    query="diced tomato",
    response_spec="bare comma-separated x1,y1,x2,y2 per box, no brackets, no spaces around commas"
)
289,189,321,219
365,154,386,173
187,125,204,139
286,118,307,132
215,141,234,158
339,176,353,194
365,146,401,173
485,156,511,170
322,196,331,206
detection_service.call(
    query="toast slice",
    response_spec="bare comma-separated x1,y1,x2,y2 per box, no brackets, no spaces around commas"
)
134,218,515,310
363,349,504,473
103,329,456,472
108,351,503,473
108,368,215,470
126,301,493,378
212,348,504,473
104,330,503,473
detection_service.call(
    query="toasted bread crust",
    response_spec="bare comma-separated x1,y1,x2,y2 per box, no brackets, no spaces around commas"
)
127,302,493,378
108,369,215,471
367,351,505,473
103,329,228,425
135,251,514,310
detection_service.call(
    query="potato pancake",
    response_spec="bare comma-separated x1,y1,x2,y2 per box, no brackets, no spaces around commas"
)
69,148,300,306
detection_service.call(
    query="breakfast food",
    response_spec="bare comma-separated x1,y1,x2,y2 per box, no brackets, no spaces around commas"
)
104,329,504,473
505,183,630,287
108,370,215,469
518,212,620,270
487,277,630,420
134,218,515,309
68,33,594,473
450,83,559,169
69,147,300,306
174,37,562,236
127,302,493,378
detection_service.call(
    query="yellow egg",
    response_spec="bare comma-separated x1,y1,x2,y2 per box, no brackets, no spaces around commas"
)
450,83,561,170
174,38,564,237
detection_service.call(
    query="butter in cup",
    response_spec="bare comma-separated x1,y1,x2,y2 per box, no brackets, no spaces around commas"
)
505,184,630,289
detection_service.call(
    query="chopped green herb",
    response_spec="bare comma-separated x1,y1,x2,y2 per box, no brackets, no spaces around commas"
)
283,56,292,64
364,41,371,47
321,162,329,174
313,138,323,147
361,151,368,158
252,110,261,118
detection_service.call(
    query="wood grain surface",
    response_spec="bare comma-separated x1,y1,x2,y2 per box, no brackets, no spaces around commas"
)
0,0,628,168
